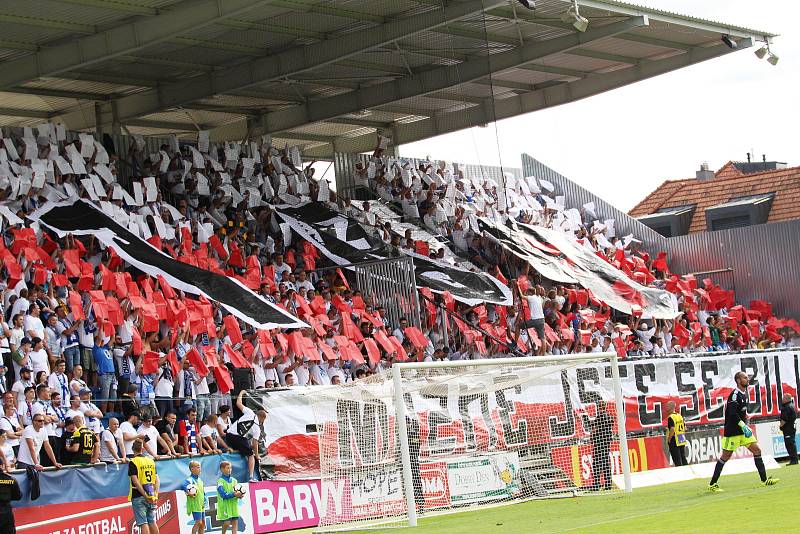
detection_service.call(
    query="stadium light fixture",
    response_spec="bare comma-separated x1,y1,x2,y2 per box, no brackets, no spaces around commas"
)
767,53,779,66
721,35,738,49
754,46,769,59
561,1,589,32
517,0,535,9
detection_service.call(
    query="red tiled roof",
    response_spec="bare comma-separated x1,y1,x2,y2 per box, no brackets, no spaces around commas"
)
628,164,800,234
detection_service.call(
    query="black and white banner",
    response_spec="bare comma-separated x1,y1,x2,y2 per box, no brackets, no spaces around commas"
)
479,217,678,319
30,199,307,330
274,203,512,306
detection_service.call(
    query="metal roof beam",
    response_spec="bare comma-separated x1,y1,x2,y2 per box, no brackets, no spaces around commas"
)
333,39,751,153
125,119,205,132
327,117,392,129
55,71,160,87
5,86,113,101
0,107,52,119
566,48,641,64
0,0,277,89
67,0,507,128
259,16,648,133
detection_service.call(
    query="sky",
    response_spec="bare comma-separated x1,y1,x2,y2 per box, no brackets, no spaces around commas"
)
400,0,797,212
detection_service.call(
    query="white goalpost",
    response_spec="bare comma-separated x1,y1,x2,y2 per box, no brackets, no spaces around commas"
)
310,352,631,532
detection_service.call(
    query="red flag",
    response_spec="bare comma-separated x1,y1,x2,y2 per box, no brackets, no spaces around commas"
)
364,338,381,364
336,268,350,290
212,365,234,394
373,329,395,353
68,291,85,321
166,350,180,378
186,347,209,377
142,351,160,375
403,327,427,349
224,315,244,345
222,343,252,369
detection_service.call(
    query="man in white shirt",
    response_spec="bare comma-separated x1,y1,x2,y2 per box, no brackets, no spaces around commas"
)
47,359,70,407
296,271,315,292
79,389,104,434
227,390,267,481
118,412,140,458
136,414,162,458
28,337,49,375
100,417,127,463
11,367,34,404
17,413,62,470
24,304,45,340
272,254,292,283
636,321,657,353
200,413,232,454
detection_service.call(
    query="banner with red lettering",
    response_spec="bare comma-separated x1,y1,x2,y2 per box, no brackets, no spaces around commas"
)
252,351,799,477
14,492,180,534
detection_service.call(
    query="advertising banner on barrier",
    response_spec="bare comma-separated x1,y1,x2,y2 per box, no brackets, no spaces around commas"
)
551,437,669,488
663,427,754,466
445,452,521,504
15,492,180,534
175,482,255,534
257,351,800,476
755,421,799,459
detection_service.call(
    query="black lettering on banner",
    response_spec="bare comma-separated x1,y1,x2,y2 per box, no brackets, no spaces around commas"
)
458,390,493,452
548,370,575,439
701,360,724,421
762,356,773,413
795,354,800,410
740,357,761,415
603,362,628,379
635,363,661,427
674,361,699,422
336,399,389,466
577,367,602,433
774,354,783,408
495,384,527,447
423,393,456,455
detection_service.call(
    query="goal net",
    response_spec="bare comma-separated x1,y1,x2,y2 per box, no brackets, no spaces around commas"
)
308,353,631,531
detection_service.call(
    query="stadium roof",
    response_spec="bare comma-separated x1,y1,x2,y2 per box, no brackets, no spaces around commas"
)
0,0,775,158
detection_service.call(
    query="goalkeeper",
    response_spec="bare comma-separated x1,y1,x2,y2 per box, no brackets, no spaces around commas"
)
180,461,207,534
709,371,779,492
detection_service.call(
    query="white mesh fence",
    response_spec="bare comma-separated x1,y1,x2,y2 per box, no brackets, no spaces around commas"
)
305,353,630,531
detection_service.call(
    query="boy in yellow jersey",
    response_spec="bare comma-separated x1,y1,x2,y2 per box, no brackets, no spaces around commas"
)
664,402,688,466
709,371,779,491
216,460,244,534
129,439,160,534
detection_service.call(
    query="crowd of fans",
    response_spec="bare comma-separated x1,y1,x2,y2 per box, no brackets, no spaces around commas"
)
0,126,798,474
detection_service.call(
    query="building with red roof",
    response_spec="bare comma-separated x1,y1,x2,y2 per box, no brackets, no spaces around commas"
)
629,157,800,236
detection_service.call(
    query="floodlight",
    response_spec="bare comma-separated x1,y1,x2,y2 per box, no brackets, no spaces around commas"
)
517,0,535,9
754,46,768,59
561,1,589,32
721,35,737,49
767,53,779,66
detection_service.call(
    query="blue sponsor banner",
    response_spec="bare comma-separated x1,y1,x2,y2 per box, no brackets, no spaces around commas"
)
12,454,248,508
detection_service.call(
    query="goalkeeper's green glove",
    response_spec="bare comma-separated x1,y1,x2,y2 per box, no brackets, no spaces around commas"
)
738,420,753,438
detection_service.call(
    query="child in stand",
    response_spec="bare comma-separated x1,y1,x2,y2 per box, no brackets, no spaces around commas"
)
180,460,207,534
216,460,244,534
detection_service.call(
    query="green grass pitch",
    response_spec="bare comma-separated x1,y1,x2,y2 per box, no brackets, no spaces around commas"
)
304,463,797,534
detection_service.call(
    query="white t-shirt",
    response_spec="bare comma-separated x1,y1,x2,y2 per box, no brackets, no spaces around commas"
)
0,414,21,447
80,402,104,434
70,378,87,396
155,367,175,397
525,295,544,320
1,442,15,466
29,349,50,374
227,407,260,440
23,315,45,340
100,428,123,462
18,425,48,465
119,421,138,456
199,424,219,446
137,425,160,457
